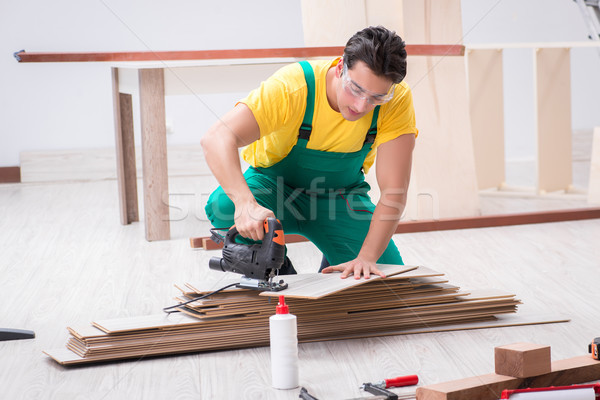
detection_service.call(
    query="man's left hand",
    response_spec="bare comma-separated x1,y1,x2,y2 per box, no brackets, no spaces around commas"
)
321,257,386,280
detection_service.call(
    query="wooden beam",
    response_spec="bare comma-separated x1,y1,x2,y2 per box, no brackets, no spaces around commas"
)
393,208,600,233
494,343,551,378
13,45,464,63
416,355,600,400
190,208,600,249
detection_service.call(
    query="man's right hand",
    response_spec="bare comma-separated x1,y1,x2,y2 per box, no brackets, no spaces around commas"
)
234,200,275,241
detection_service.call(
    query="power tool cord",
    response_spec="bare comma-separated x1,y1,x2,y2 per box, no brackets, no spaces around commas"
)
162,282,239,314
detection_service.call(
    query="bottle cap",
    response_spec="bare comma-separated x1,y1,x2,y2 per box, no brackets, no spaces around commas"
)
276,295,289,314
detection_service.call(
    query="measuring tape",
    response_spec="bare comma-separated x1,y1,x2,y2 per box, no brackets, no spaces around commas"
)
590,337,600,360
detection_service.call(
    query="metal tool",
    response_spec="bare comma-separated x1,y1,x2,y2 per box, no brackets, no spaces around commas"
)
209,218,288,292
361,375,419,392
299,375,418,400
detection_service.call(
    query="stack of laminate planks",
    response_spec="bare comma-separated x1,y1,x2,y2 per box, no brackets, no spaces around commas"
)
44,265,565,365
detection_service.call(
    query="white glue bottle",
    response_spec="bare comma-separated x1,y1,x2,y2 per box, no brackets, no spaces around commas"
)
269,295,299,389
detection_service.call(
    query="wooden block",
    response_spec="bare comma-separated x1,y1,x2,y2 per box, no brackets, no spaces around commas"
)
495,343,551,378
189,237,204,249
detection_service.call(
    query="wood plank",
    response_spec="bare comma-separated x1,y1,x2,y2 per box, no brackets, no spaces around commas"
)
112,67,128,225
401,0,480,220
181,265,429,298
14,45,464,63
93,312,201,334
112,67,139,225
535,47,572,193
260,265,417,299
467,48,505,190
119,92,139,223
52,267,528,367
139,68,170,241
43,314,567,366
393,208,600,232
416,355,600,400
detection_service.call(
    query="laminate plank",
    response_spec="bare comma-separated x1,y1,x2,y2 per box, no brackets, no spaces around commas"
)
43,313,567,367
261,264,417,299
93,312,202,334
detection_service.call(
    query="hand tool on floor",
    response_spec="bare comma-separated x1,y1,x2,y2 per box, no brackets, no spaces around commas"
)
299,375,418,400
209,217,288,292
500,383,600,399
358,375,419,400
589,337,599,360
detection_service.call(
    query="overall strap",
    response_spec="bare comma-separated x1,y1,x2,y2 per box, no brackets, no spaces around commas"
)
298,60,315,142
363,105,380,146
299,59,379,149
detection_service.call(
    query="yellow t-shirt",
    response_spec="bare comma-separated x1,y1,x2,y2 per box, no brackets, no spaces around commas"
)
240,58,417,174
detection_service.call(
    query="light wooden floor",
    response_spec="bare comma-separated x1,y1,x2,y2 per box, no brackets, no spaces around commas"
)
1,171,599,399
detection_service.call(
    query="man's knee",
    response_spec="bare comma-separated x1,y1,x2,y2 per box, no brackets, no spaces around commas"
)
205,189,235,228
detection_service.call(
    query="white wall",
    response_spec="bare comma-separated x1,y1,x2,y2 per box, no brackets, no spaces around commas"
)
1,0,599,167
0,0,304,167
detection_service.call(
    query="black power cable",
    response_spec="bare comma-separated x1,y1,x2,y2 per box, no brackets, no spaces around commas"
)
162,282,239,314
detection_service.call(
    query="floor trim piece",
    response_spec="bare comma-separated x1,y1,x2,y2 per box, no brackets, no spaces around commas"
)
0,166,21,183
192,208,600,250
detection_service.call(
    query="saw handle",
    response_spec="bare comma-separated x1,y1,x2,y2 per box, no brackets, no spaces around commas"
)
224,218,285,246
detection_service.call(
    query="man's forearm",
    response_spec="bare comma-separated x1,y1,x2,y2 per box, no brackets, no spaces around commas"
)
358,194,406,262
203,136,254,207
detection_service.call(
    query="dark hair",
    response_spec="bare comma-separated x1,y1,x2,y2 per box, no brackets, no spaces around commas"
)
343,26,407,84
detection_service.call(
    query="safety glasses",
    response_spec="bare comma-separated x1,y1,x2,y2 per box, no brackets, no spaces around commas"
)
341,63,395,105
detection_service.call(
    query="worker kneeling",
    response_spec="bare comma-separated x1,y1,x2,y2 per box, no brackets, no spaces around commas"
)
202,26,418,280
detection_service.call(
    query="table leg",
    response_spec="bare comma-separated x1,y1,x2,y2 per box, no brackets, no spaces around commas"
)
112,68,139,225
139,68,170,241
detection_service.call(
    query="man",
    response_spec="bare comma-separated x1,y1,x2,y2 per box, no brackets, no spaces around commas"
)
202,26,417,280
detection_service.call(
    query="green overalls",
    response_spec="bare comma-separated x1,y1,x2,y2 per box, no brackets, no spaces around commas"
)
205,61,403,269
